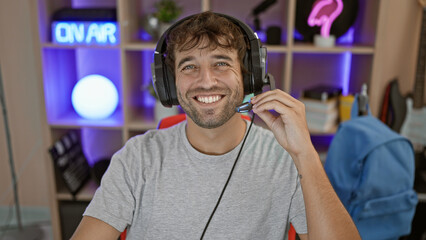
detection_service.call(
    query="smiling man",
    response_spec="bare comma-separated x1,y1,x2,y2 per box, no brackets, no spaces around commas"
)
71,12,360,240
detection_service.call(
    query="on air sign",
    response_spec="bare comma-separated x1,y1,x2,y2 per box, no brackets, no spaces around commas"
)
52,21,119,45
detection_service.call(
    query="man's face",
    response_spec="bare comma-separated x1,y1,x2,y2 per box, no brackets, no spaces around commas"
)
174,41,244,129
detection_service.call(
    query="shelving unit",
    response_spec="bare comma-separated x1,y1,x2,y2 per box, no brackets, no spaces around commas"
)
33,0,422,239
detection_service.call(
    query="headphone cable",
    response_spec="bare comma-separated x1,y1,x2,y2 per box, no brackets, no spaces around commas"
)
200,113,256,240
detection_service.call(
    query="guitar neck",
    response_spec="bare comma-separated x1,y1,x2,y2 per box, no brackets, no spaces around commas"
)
414,7,426,109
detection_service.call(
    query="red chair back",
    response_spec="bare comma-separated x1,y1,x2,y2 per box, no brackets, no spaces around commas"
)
157,113,251,129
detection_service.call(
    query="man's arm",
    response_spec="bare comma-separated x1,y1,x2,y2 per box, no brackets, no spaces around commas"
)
294,149,359,239
71,216,121,240
251,90,360,240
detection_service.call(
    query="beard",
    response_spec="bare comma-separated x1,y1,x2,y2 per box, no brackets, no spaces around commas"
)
177,86,244,129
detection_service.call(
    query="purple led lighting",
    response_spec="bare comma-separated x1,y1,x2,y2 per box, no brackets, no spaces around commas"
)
42,47,123,126
307,0,344,38
255,30,267,43
339,28,354,95
341,52,352,96
81,128,122,166
293,29,304,41
139,29,154,42
144,51,155,108
337,27,354,44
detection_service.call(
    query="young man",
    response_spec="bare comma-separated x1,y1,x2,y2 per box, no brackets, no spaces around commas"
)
72,12,360,239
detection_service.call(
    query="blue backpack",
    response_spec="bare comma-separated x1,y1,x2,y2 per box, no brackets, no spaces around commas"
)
324,95,418,240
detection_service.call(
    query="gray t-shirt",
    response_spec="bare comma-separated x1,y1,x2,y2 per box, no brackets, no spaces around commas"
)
84,121,307,239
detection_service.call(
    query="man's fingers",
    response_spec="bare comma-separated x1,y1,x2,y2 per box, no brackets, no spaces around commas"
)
251,89,297,109
253,99,296,117
254,109,276,129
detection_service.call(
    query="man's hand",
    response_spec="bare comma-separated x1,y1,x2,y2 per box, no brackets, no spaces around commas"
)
251,89,361,240
251,89,315,160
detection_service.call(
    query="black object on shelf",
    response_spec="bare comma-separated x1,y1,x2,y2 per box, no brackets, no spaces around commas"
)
92,158,111,185
251,0,277,31
303,84,342,101
59,201,90,240
49,131,91,196
52,7,117,22
266,26,281,45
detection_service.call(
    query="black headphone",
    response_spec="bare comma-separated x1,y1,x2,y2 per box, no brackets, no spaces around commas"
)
152,12,268,108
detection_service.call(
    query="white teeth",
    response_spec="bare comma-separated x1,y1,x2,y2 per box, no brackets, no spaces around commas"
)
197,95,221,104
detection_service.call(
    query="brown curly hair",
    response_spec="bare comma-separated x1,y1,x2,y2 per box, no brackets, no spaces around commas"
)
164,11,248,74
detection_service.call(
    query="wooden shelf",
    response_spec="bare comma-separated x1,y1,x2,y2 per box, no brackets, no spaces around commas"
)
50,124,123,131
292,43,375,54
48,111,124,129
42,42,120,49
123,42,157,51
264,44,288,53
127,121,158,131
119,42,374,54
123,42,289,53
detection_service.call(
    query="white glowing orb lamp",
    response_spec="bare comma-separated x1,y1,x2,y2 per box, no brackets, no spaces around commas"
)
71,74,119,120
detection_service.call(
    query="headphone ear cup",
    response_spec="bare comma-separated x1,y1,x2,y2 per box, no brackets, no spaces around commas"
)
243,38,267,96
152,54,171,107
243,51,252,95
152,53,177,107
165,64,179,105
248,42,267,95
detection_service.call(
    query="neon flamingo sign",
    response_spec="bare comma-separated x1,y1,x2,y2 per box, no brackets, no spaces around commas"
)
307,0,344,38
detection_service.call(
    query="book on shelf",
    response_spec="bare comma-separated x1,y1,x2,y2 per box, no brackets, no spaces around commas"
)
306,107,339,125
300,88,340,133
302,85,342,101
301,97,339,113
306,108,338,132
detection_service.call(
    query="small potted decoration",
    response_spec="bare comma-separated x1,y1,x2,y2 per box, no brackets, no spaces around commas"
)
154,0,183,36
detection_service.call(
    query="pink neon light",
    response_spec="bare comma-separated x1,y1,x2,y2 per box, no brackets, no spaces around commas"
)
307,0,344,38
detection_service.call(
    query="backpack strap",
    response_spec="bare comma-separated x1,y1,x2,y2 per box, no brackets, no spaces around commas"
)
351,94,372,119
